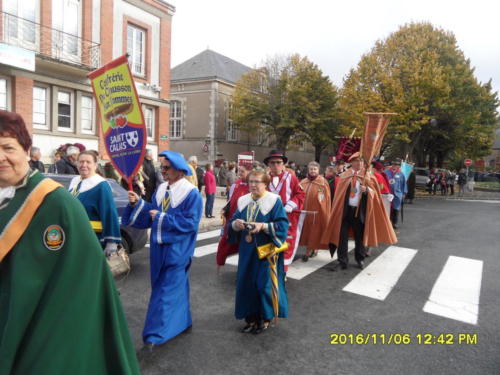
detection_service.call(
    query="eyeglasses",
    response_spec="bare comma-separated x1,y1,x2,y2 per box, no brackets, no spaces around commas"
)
161,165,171,171
268,161,283,165
248,180,265,185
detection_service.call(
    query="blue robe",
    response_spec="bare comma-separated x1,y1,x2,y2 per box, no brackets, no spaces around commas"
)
229,193,289,321
69,175,121,247
122,178,202,344
385,169,407,211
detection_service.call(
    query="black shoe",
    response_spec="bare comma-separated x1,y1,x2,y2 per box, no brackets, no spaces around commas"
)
301,254,309,262
356,260,364,270
340,262,348,270
392,224,398,230
241,323,255,333
253,321,270,335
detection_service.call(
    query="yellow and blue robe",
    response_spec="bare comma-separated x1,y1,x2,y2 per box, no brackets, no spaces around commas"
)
385,169,408,211
68,175,121,248
122,178,202,345
229,192,289,321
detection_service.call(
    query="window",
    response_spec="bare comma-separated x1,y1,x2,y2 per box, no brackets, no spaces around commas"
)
226,103,238,141
169,101,182,139
52,0,80,57
4,0,36,46
33,86,49,129
127,24,146,76
0,79,7,110
143,106,155,140
58,91,72,131
81,95,94,134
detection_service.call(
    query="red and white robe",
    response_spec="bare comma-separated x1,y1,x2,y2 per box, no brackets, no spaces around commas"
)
268,171,305,270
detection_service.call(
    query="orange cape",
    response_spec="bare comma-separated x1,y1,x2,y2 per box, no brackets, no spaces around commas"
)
321,168,397,247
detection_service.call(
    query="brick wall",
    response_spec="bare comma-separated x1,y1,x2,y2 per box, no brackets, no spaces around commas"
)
158,16,172,151
97,0,114,156
12,76,34,133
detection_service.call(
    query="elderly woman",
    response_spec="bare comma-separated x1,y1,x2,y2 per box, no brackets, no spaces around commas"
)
229,169,289,334
0,110,139,374
123,150,202,349
68,150,121,255
216,163,252,270
299,161,331,261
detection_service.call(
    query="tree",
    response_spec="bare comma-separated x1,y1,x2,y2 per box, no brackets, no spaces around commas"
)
232,54,342,157
232,55,296,151
286,55,341,161
339,22,499,167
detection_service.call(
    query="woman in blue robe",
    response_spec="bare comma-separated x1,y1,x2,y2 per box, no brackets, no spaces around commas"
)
122,150,202,348
229,169,289,334
69,151,121,255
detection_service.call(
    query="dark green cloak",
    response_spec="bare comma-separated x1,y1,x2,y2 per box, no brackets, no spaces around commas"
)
0,172,140,375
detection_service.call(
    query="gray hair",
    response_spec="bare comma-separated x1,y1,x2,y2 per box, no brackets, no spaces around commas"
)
188,155,198,163
308,161,320,169
30,146,40,157
66,146,80,156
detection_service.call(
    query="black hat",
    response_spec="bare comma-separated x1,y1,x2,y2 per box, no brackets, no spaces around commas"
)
391,158,402,166
263,150,288,165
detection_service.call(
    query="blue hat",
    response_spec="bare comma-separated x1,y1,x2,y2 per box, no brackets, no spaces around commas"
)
158,150,192,176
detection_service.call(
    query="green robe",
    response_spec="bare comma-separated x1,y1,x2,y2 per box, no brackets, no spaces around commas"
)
0,171,140,375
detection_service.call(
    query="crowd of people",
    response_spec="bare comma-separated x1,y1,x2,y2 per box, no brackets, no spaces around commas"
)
427,168,468,197
1,109,417,372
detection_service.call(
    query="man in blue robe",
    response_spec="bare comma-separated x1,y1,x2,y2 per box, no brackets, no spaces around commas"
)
385,159,407,229
229,170,289,334
122,150,202,349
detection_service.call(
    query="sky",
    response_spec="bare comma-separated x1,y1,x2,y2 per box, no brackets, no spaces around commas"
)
170,0,500,96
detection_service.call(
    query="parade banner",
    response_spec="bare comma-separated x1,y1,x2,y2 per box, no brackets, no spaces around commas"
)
360,112,397,163
401,161,413,180
237,151,254,169
88,55,146,189
335,137,361,162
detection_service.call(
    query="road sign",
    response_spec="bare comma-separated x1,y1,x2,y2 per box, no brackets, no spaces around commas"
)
464,159,472,167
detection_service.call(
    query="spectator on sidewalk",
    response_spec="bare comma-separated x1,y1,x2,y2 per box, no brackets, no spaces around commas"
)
447,170,456,196
142,149,157,202
217,161,229,187
204,163,216,218
457,169,467,196
186,155,198,188
196,164,204,192
439,170,448,195
55,145,79,174
226,162,237,195
28,146,45,172
47,151,62,173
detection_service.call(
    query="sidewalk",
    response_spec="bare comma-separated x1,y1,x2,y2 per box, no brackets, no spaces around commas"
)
198,196,226,232
415,189,500,201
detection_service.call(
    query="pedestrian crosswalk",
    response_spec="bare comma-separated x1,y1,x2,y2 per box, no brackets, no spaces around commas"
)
423,256,483,325
343,246,418,300
191,230,484,325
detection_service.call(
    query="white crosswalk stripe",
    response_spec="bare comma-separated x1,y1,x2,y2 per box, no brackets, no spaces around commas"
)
342,246,418,300
188,233,485,325
423,256,483,325
193,243,219,258
197,229,221,242
224,241,354,280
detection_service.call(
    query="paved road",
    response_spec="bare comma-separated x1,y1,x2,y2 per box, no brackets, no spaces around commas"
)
118,199,500,375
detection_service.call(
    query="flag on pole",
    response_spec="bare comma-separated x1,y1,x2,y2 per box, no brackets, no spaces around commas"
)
360,112,397,163
88,55,147,190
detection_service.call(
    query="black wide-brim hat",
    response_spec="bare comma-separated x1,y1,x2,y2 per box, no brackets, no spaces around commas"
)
263,150,288,165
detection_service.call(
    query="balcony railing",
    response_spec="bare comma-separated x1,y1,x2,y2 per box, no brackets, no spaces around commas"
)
0,11,100,69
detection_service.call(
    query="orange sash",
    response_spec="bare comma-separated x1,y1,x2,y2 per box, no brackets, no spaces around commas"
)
0,179,61,262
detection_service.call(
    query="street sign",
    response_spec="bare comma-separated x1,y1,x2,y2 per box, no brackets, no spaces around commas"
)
464,159,472,167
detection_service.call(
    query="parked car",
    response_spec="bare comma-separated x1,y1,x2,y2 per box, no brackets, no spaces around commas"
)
44,174,148,253
413,167,430,188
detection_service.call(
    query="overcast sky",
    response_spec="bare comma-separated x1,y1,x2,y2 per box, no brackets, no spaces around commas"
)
170,0,500,96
